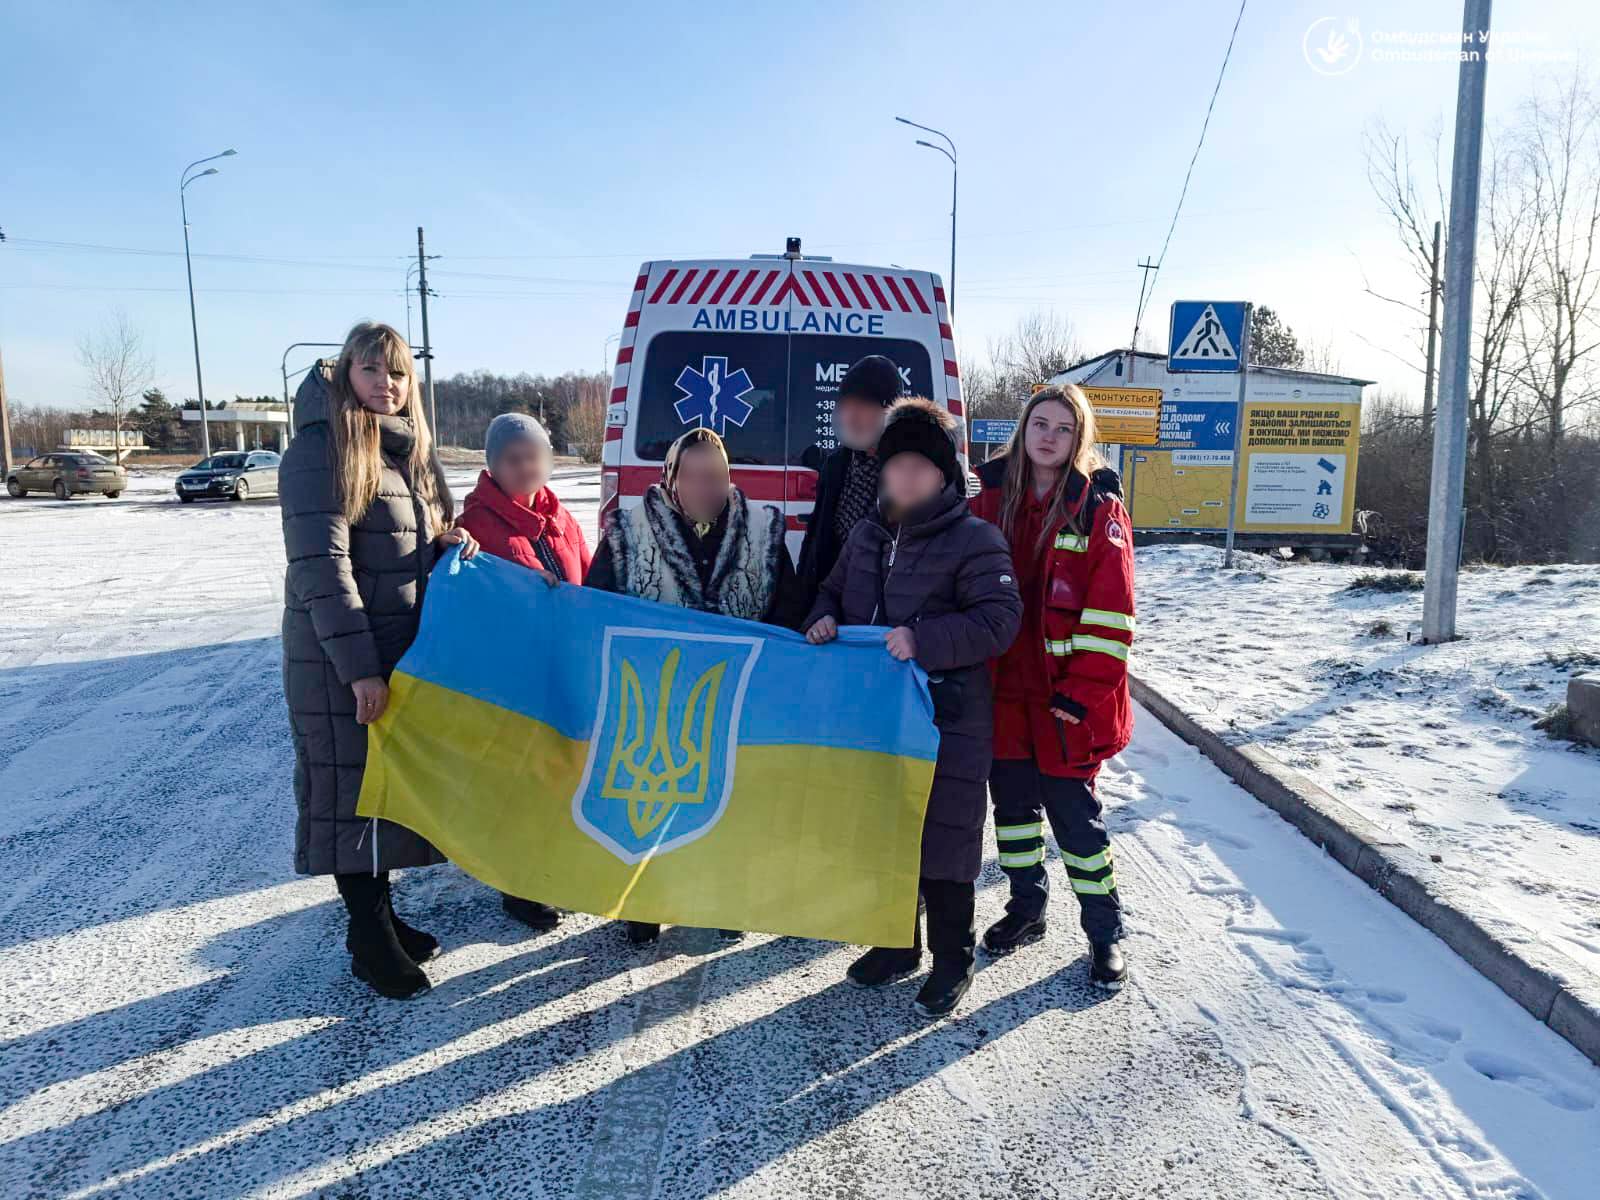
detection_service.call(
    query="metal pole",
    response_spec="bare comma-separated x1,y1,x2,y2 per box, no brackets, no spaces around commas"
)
416,226,437,440
948,159,957,319
1221,302,1254,569
1422,0,1492,644
0,335,11,479
1422,219,1442,438
281,341,343,445
181,187,211,458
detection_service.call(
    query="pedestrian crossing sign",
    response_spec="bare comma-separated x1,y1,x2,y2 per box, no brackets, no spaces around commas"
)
1168,301,1248,372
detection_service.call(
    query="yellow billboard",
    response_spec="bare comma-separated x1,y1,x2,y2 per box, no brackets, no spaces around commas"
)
1080,387,1162,446
1237,401,1361,532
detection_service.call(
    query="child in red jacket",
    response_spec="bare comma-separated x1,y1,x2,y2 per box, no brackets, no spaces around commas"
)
969,384,1134,991
456,412,591,931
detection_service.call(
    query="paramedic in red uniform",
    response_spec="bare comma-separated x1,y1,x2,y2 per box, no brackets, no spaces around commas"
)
796,354,902,606
970,383,1134,991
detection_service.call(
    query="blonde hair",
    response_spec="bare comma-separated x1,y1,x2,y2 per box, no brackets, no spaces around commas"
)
997,383,1106,554
326,322,451,529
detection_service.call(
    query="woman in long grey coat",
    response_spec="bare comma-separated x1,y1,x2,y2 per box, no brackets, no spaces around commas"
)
280,321,477,999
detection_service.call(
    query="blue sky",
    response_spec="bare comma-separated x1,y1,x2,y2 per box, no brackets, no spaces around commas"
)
2,0,1593,412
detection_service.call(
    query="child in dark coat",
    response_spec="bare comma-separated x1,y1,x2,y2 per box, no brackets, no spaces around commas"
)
803,398,1022,1017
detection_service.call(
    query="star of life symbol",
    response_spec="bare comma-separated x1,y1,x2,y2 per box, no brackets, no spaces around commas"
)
674,356,755,435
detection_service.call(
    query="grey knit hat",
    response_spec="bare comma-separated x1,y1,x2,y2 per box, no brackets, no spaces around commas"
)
484,412,552,470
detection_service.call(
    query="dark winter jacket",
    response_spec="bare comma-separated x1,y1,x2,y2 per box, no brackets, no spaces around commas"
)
279,368,449,876
803,481,1022,881
795,445,858,608
971,456,1135,777
456,471,591,583
586,484,805,628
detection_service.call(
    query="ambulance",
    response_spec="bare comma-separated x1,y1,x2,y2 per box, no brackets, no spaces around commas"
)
600,238,964,555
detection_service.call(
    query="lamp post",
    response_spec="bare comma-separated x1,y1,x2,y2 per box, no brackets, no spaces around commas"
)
281,341,344,445
405,261,422,345
181,148,235,459
603,331,621,377
895,116,957,318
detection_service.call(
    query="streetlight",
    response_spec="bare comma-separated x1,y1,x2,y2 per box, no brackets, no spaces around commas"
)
281,341,344,445
405,261,422,345
603,331,621,377
895,116,957,318
181,148,235,459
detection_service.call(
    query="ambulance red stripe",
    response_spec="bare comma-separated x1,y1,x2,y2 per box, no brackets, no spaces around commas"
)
707,269,738,304
863,274,891,309
882,275,911,312
822,271,852,307
633,273,649,293
687,269,718,304
624,310,640,327
748,268,779,304
843,272,872,308
801,270,831,307
902,278,932,314
617,346,633,364
667,269,699,304
647,269,679,304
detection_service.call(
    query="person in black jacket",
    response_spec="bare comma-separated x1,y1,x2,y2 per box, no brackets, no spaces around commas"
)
795,354,902,606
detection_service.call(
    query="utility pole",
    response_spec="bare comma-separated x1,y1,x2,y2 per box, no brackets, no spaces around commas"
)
1422,0,1492,644
1221,302,1254,570
0,225,12,478
416,227,438,440
1422,220,1442,438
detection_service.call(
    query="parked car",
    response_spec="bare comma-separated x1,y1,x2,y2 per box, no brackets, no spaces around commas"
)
6,452,127,500
175,451,280,502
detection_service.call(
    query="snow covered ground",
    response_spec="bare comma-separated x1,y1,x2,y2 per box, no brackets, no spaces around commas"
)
2,470,1599,1199
1134,546,1600,989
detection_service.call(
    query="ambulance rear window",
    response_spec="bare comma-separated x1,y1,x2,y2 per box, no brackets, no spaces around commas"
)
635,332,936,469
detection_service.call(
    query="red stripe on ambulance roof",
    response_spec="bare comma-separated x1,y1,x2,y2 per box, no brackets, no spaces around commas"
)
647,269,679,304
902,278,931,314
882,276,911,312
633,273,649,293
933,285,947,304
667,269,699,304
687,270,718,305
748,268,780,304
617,345,634,364
801,270,831,307
844,273,872,308
863,274,891,309
822,271,852,307
707,269,738,305
624,310,640,327
728,268,760,304
771,274,810,306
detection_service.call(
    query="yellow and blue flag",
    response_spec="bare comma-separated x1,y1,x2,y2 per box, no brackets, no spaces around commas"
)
357,550,940,946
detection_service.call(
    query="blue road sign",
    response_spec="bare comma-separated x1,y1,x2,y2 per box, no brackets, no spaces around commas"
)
1155,401,1236,451
970,419,1018,444
1169,301,1248,372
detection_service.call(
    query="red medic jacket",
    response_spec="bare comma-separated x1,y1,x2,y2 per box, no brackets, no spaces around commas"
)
457,470,592,583
971,456,1135,770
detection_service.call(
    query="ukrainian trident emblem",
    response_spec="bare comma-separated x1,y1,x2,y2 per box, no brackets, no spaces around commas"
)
573,628,763,863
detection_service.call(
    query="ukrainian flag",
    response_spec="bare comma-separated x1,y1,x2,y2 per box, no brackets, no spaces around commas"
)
357,550,940,946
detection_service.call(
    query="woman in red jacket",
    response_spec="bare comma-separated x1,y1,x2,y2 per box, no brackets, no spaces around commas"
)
969,384,1134,991
456,411,591,931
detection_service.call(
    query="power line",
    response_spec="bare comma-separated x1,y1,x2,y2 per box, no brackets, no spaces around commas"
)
1132,0,1249,337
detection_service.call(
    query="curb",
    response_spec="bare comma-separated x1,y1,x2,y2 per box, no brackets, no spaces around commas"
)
1130,674,1600,1070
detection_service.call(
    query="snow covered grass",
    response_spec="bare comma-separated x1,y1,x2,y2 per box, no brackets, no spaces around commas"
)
1134,545,1600,984
1,475,1598,1197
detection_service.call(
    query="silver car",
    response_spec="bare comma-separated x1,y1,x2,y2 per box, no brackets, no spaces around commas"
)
7,452,127,500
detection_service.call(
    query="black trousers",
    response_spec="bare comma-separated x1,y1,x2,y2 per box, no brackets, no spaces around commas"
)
990,760,1124,944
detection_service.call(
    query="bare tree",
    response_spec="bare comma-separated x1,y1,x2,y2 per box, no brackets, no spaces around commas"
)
78,311,154,462
566,375,608,463
1513,72,1600,445
990,311,1082,387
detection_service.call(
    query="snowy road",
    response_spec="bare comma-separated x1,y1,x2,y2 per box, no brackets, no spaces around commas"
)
2,469,1598,1199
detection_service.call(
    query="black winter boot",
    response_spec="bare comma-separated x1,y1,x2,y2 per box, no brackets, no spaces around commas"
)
502,893,562,932
381,875,439,963
847,893,923,987
915,879,976,1018
337,873,430,1000
1090,941,1127,991
981,912,1047,957
626,921,661,946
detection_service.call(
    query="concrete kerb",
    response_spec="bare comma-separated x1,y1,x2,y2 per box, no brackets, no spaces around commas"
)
1129,674,1600,1069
